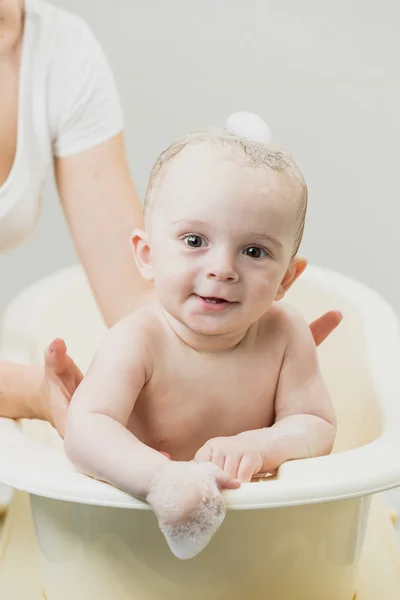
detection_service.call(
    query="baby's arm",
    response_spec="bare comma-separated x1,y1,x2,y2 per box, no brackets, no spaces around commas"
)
65,315,239,559
64,317,169,500
196,306,336,480
255,306,337,472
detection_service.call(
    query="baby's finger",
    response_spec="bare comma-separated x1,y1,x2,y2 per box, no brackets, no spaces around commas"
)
209,449,226,471
237,455,258,483
194,444,212,463
215,469,241,490
223,454,242,480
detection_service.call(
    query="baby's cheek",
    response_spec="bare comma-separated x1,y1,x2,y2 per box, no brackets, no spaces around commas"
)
262,272,282,300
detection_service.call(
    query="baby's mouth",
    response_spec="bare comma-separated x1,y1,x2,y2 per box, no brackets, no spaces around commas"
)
202,297,227,304
195,295,236,305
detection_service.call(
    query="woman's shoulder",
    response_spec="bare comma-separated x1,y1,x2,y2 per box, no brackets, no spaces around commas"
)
25,0,123,157
26,0,94,37
26,0,103,61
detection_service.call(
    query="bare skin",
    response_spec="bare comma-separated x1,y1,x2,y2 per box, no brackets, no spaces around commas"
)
66,302,336,486
39,309,341,437
0,0,341,438
63,144,337,558
0,0,22,186
0,0,150,424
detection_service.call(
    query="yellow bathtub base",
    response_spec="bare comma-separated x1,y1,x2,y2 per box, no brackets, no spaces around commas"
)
0,492,399,600
0,492,43,600
357,496,400,599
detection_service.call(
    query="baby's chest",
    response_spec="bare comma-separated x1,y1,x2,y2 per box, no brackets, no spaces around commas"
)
141,355,280,435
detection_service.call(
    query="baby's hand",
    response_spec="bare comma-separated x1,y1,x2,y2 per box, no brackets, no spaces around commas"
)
194,434,265,482
146,461,240,559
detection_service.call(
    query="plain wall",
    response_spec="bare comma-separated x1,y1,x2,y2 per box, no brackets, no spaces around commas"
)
1,1,399,314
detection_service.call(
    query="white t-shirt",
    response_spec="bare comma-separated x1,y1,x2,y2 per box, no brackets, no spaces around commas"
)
0,0,124,252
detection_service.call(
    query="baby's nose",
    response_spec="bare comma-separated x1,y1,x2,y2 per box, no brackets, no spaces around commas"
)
206,253,239,282
207,271,237,282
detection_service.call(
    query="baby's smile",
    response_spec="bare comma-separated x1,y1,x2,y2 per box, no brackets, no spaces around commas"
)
193,294,238,312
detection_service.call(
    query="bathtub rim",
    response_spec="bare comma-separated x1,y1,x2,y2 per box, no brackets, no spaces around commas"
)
0,263,400,510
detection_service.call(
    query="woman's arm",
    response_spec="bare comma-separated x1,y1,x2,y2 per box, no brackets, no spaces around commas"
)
54,132,153,327
0,133,150,424
0,363,44,420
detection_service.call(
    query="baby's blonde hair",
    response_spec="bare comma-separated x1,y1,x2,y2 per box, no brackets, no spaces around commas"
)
144,128,308,255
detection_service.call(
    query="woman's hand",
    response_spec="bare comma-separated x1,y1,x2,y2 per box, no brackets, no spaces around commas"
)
309,310,342,346
42,339,83,437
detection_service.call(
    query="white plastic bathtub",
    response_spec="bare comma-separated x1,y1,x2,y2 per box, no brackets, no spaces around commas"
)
1,263,400,600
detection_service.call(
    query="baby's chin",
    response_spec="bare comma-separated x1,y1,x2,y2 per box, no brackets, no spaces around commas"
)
183,312,247,337
161,301,254,341
186,322,232,337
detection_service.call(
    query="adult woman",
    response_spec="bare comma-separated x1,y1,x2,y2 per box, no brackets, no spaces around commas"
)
0,0,341,436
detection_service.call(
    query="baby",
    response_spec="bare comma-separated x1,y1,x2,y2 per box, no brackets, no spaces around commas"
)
64,112,337,559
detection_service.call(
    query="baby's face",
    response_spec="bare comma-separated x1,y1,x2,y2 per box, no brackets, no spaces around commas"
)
145,144,302,336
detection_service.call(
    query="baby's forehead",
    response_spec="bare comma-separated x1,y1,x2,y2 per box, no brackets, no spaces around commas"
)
163,142,234,177
147,140,305,237
145,132,307,253
159,142,293,197
154,158,297,233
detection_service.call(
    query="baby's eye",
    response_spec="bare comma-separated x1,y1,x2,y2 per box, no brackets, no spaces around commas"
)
183,234,206,248
242,246,268,259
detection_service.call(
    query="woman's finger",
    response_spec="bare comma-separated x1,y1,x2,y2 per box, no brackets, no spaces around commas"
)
309,311,343,347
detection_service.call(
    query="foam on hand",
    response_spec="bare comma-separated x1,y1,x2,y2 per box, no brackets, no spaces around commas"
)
159,486,226,560
225,111,273,144
149,462,228,560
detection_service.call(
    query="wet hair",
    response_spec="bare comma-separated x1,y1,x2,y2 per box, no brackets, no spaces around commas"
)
144,128,308,255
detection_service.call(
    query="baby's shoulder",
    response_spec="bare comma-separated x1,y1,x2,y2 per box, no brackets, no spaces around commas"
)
86,304,168,384
257,301,311,344
100,303,167,360
113,303,165,341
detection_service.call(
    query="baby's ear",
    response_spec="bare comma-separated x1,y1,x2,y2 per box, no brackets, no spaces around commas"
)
275,257,307,301
131,229,154,281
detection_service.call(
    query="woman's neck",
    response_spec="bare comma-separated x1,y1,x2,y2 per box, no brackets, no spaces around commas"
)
0,0,24,57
